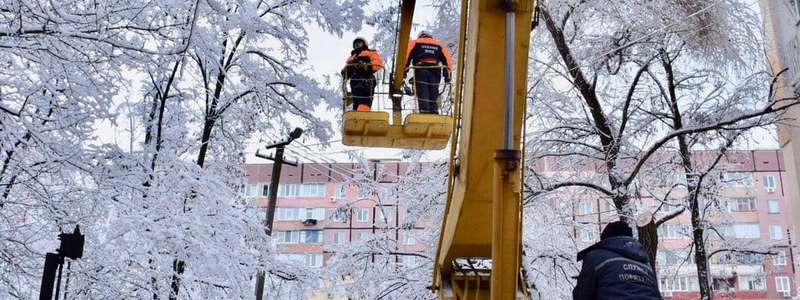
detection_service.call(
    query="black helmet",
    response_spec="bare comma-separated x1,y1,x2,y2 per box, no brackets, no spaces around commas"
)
353,37,368,49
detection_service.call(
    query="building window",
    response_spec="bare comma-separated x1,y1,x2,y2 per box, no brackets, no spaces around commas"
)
657,250,686,266
713,252,763,265
276,230,322,244
356,232,368,241
605,201,616,213
723,172,753,187
732,223,760,239
770,225,784,240
378,185,394,200
713,278,736,291
578,202,593,215
331,209,347,223
737,275,766,291
276,231,300,244
401,255,416,267
276,208,301,220
244,184,259,198
377,207,394,223
658,223,686,240
773,250,787,266
261,184,270,197
557,202,570,214
356,208,370,222
776,276,791,294
404,230,416,245
277,184,301,197
304,207,325,220
333,232,346,245
305,254,323,268
660,276,699,292
737,253,765,265
335,184,347,198
358,186,371,198
726,197,756,212
300,183,326,197
301,230,322,244
578,225,595,242
768,200,780,214
763,175,776,192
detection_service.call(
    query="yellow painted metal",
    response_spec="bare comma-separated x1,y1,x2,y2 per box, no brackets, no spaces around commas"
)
436,0,469,294
391,0,416,125
433,0,534,299
343,111,391,136
492,150,523,299
342,112,453,150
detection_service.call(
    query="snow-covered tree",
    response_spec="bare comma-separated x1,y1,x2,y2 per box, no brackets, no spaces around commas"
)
1,0,368,298
526,0,799,299
317,154,445,299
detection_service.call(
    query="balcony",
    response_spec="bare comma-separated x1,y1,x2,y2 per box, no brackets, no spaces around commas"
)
710,264,764,278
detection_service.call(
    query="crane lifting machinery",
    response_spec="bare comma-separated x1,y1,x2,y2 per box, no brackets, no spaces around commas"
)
342,0,535,298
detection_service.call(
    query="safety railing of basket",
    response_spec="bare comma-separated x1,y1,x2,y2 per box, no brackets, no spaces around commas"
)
341,64,453,118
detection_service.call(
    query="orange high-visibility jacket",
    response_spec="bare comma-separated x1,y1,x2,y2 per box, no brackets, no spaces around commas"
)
346,49,384,73
405,37,453,70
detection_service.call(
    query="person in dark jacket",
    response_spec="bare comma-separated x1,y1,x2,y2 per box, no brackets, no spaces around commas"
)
343,37,384,112
404,31,453,114
573,221,662,300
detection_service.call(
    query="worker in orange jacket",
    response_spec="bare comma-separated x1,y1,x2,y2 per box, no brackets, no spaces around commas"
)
344,37,384,112
405,31,453,114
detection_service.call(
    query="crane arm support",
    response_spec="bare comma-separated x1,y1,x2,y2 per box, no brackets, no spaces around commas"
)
391,0,416,124
434,0,535,298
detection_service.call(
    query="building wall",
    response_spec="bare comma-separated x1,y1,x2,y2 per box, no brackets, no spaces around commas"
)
760,1,800,298
550,150,797,299
244,161,428,271
245,150,797,298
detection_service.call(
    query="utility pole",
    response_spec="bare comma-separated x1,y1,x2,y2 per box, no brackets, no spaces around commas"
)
254,128,302,300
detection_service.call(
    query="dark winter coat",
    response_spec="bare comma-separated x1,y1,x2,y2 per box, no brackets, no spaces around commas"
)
573,236,662,300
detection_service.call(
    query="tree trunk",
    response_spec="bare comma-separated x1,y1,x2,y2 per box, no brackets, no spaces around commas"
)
637,220,659,272
661,49,713,299
542,7,666,274
170,33,243,299
690,195,713,299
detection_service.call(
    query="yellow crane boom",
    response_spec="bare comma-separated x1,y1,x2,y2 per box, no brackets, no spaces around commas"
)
363,0,535,297
419,0,534,298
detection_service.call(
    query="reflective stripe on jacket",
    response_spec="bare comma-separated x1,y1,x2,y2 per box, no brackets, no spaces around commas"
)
405,37,453,70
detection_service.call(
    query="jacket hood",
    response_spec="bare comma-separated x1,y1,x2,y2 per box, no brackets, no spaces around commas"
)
577,236,650,264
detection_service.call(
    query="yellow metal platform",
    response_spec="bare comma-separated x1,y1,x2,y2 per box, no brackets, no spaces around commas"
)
343,111,453,150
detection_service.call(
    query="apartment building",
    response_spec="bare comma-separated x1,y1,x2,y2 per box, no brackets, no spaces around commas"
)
570,150,797,299
245,150,796,298
761,0,800,262
243,162,428,271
